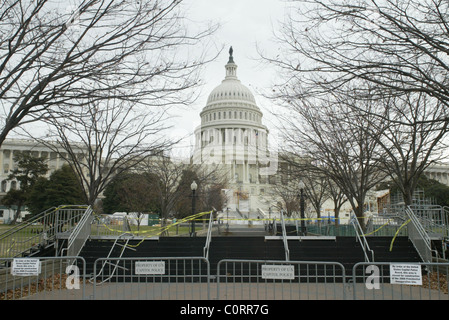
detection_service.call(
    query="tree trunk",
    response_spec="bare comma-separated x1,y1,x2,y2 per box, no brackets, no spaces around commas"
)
12,204,22,225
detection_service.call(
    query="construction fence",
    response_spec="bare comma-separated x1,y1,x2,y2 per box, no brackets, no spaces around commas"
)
0,256,447,300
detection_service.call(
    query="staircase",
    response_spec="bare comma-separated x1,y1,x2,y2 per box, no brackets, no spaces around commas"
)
80,237,206,276
0,205,90,259
78,234,422,280
288,237,365,268
366,236,422,263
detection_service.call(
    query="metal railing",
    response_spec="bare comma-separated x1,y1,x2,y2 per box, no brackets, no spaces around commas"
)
203,210,214,260
352,262,449,300
444,207,449,238
66,206,93,258
0,205,88,258
280,210,290,261
216,259,347,300
350,215,374,262
405,206,437,263
1,256,447,300
0,256,87,300
92,257,210,300
408,204,449,239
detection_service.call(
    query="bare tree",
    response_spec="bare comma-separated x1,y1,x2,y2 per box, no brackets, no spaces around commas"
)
262,0,449,121
277,96,386,229
325,177,347,228
0,0,218,146
302,170,328,225
34,95,173,205
368,92,449,205
262,0,449,211
137,155,227,234
269,180,300,217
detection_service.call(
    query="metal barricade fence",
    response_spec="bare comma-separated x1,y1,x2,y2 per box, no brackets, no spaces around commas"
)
216,259,347,300
352,262,449,300
0,256,86,300
1,257,448,300
92,257,210,300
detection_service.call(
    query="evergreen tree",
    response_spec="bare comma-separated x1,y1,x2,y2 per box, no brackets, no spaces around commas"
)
1,152,48,223
26,165,86,215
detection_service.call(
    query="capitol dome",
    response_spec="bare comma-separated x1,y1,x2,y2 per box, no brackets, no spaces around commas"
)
193,47,275,215
207,78,256,105
206,55,257,105
199,47,264,129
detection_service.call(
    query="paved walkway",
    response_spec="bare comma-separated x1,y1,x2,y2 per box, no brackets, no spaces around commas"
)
19,280,448,300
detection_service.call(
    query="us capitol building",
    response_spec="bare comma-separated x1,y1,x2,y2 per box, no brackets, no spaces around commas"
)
193,48,281,215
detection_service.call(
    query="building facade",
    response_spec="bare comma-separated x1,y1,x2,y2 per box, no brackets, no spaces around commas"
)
0,138,88,223
193,48,278,214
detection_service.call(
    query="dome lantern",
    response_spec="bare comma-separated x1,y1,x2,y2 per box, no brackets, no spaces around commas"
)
225,46,237,79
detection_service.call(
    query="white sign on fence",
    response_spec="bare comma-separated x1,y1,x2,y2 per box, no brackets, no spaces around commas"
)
261,265,295,280
135,261,165,275
11,258,41,276
390,263,422,285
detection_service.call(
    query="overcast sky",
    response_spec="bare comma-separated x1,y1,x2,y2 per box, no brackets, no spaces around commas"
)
168,0,289,157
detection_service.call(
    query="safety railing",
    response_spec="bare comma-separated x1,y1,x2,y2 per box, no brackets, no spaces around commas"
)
350,215,374,262
405,206,437,263
0,205,88,259
66,206,93,258
92,257,210,300
444,207,449,239
0,256,87,300
280,210,290,261
216,259,347,300
203,210,215,260
2,256,447,300
352,262,449,300
410,204,449,239
0,207,56,258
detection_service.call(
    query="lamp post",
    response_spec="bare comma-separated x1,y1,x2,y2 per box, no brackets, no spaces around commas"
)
190,180,197,237
298,180,306,236
226,207,229,233
268,206,273,234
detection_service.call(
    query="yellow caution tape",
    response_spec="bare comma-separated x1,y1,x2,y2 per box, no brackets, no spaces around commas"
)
389,219,411,252
91,210,214,249
362,219,393,236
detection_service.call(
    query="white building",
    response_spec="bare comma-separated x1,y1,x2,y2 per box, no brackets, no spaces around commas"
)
0,138,87,223
193,48,278,214
424,163,449,186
